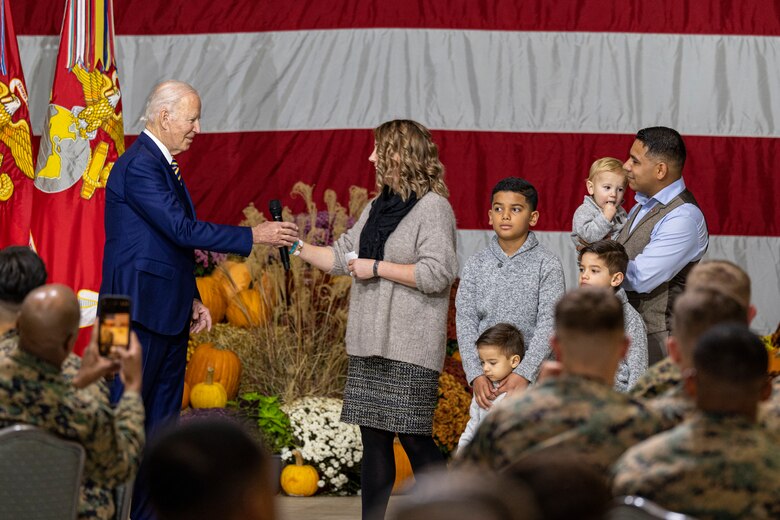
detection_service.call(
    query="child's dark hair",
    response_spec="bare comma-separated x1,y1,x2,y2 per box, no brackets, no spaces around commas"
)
578,240,628,277
476,323,525,358
491,177,538,211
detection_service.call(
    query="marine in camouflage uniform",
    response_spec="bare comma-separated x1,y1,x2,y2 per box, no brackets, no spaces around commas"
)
629,357,681,399
0,329,111,398
611,411,780,519
457,373,670,472
0,343,144,519
645,383,695,427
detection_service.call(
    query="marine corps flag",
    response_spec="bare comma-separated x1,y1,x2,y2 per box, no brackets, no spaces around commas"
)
0,0,34,248
30,0,123,354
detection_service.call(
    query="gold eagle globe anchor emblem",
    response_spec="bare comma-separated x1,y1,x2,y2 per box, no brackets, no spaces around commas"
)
35,65,124,199
0,78,34,203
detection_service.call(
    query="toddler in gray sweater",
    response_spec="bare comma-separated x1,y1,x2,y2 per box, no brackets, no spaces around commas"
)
571,157,628,248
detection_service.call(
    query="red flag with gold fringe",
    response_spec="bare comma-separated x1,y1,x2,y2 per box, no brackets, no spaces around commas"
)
0,0,34,248
30,0,124,354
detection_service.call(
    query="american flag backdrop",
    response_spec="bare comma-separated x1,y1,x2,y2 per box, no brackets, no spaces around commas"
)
11,0,780,333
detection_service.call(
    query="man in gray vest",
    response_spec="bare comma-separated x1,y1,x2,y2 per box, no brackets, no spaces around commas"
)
617,127,708,365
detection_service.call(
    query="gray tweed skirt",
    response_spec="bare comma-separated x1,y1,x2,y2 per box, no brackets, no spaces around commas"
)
341,355,440,435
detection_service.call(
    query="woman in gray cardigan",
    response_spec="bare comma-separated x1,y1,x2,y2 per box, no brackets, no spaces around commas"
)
292,120,458,519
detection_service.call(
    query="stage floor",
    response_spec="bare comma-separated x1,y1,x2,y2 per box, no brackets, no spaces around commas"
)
278,495,403,520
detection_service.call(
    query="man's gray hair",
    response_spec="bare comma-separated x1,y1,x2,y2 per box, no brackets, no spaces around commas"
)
141,80,198,124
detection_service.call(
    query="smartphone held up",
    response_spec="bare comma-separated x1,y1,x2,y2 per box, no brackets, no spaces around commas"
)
98,295,131,357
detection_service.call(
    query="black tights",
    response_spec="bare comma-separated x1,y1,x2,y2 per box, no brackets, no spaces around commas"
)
360,426,444,520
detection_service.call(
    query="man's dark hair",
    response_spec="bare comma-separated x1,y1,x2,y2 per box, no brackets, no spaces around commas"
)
636,126,687,171
491,177,539,211
0,246,47,304
694,323,767,383
476,323,525,358
555,287,624,334
578,240,628,277
147,420,272,520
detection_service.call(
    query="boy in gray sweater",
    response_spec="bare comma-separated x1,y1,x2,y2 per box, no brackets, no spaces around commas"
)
456,178,565,411
578,240,648,391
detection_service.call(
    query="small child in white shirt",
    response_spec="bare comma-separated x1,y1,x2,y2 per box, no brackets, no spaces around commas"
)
571,157,628,248
457,323,524,450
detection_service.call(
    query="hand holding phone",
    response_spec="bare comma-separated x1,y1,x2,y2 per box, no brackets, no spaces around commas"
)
98,295,131,357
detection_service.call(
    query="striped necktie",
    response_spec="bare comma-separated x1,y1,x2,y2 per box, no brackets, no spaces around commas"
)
171,159,182,184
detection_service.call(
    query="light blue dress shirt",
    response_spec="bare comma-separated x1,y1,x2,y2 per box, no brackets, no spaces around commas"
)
623,178,708,294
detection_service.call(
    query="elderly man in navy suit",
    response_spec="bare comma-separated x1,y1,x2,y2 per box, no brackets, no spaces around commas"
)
100,80,297,520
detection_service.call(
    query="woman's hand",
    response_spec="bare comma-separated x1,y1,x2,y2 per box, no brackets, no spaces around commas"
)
348,258,376,280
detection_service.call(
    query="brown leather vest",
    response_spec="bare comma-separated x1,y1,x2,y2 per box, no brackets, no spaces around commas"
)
617,189,702,334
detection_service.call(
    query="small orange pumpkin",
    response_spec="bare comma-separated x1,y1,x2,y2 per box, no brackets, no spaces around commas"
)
281,450,319,497
181,381,190,410
190,367,228,409
195,276,228,323
185,343,243,400
392,437,415,493
213,260,252,299
226,288,270,328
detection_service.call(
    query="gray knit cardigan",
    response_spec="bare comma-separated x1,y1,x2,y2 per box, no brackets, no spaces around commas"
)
330,191,458,373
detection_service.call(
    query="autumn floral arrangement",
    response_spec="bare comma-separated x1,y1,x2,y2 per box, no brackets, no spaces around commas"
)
279,397,362,495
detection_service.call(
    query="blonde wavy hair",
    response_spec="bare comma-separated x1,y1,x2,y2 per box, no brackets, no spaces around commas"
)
373,120,449,200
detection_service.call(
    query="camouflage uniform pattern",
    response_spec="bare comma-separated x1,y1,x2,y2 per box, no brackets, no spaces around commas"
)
611,411,780,519
457,374,670,472
0,344,144,519
0,331,111,401
646,384,694,427
630,357,681,398
759,376,780,436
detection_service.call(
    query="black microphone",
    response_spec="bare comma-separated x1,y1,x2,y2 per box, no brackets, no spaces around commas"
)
269,199,290,271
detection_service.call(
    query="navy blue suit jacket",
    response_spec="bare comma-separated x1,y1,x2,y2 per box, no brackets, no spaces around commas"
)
100,132,252,335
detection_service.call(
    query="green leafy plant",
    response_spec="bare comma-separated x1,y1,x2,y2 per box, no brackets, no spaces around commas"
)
232,392,294,453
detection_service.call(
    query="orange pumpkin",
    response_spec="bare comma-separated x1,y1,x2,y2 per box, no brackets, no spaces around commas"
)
213,260,252,299
769,349,780,375
195,276,227,323
185,343,243,400
392,437,415,493
226,288,270,328
181,381,190,409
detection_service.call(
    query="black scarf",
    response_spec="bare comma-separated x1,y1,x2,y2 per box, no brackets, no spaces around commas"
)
358,186,418,260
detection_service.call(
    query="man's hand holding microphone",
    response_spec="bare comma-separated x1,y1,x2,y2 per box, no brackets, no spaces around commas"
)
251,203,298,248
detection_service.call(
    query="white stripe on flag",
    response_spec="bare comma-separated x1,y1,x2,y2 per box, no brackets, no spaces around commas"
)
18,30,780,137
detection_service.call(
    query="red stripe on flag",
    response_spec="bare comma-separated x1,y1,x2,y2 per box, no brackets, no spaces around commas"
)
119,131,780,237
14,0,780,36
